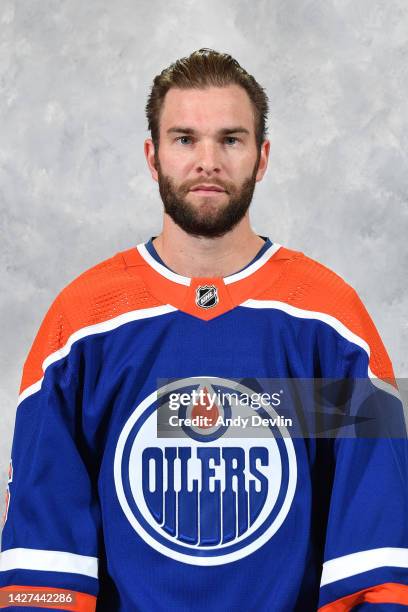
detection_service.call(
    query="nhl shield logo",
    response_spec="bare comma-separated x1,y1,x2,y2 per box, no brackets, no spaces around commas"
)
196,285,218,309
114,376,297,566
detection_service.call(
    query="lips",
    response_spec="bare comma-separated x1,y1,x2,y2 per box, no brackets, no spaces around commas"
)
190,185,225,193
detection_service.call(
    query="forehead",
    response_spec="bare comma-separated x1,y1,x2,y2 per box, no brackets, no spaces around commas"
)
160,85,255,133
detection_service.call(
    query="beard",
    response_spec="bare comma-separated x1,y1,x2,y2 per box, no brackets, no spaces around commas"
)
155,153,261,238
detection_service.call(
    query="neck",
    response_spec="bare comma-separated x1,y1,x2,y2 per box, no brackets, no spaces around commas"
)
152,214,265,278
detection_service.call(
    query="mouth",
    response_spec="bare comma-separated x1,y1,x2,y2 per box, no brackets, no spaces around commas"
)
190,187,226,196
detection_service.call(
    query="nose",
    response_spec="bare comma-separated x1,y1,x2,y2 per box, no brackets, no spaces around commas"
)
195,140,221,174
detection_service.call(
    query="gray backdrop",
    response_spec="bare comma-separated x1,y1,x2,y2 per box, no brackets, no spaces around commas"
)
1,0,407,496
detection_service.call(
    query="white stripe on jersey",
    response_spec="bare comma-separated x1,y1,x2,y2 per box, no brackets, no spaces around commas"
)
0,547,98,578
17,304,178,407
241,299,401,402
320,547,408,586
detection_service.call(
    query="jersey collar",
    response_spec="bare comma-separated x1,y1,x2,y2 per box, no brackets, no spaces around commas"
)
121,241,284,321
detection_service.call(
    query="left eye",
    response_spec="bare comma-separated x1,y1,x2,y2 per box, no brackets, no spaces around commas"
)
177,136,192,144
225,137,237,145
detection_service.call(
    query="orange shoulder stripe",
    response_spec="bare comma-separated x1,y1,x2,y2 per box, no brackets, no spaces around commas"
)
318,582,408,610
19,252,162,395
256,250,395,382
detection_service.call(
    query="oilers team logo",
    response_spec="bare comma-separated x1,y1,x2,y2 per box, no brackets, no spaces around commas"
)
114,377,297,566
195,285,218,309
177,382,231,442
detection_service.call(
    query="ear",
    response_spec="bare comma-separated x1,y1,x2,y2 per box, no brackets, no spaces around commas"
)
255,139,270,182
144,138,159,182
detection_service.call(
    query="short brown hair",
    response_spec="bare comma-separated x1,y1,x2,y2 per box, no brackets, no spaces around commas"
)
145,48,269,153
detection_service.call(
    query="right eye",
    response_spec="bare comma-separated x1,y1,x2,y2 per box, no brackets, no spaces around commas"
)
176,136,193,145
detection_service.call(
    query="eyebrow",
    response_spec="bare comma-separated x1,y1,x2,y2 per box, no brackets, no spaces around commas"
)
166,126,250,136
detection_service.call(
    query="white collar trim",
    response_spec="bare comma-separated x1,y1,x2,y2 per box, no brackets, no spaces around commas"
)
136,241,281,286
224,243,281,285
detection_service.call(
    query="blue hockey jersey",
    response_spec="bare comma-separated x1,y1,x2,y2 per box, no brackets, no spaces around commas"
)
1,240,407,611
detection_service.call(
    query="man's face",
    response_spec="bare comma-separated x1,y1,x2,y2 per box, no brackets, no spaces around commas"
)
147,85,269,238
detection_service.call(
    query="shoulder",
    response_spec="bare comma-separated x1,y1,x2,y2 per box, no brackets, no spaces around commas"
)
262,245,394,380
19,249,160,396
267,245,357,305
53,248,160,332
263,245,368,324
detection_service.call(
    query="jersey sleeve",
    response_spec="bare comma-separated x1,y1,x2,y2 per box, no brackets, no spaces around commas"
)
317,287,408,610
0,294,100,611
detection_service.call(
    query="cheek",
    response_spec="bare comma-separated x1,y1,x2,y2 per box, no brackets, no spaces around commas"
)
159,151,191,179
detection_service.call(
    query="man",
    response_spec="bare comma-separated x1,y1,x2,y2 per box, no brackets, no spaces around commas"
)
0,48,407,611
